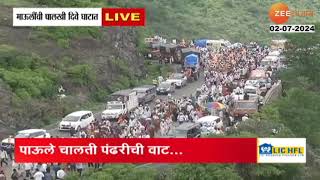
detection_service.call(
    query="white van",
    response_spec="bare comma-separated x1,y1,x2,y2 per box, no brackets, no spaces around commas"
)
15,129,51,138
59,111,94,131
195,116,222,136
260,56,280,69
244,85,260,99
268,50,281,56
1,129,50,150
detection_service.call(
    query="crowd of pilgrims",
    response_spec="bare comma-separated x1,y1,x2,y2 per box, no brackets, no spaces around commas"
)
69,42,270,139
73,98,206,139
0,42,271,179
197,43,269,116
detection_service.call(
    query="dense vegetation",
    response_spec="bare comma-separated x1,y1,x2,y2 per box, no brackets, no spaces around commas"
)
110,0,319,43
0,43,171,128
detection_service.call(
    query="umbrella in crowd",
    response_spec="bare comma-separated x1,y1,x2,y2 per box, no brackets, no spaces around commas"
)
207,102,225,110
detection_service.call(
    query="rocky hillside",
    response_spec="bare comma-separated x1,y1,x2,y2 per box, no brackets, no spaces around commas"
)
0,4,147,136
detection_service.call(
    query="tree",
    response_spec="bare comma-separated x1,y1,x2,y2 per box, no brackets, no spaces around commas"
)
67,64,96,86
278,25,320,149
283,23,320,87
65,164,158,180
168,164,242,180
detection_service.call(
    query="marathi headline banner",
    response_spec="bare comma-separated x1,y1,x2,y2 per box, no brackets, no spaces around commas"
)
15,138,306,163
15,138,257,163
12,8,145,26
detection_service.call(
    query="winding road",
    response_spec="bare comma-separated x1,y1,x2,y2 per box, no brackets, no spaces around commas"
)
47,65,204,138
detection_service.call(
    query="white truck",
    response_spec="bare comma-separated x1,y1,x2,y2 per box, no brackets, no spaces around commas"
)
260,55,280,70
101,89,139,120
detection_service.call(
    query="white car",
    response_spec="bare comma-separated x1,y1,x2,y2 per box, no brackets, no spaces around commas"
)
166,73,187,88
59,111,94,131
246,79,270,95
268,50,281,56
245,80,260,87
15,129,51,138
1,129,50,149
156,82,175,95
244,85,260,99
0,137,15,150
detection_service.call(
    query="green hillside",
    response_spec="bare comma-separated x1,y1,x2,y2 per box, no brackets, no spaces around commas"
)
113,0,319,43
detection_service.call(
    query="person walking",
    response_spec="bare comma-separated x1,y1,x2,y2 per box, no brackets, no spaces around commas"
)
40,163,47,174
76,163,83,176
94,163,100,169
70,127,76,137
33,168,44,180
5,145,13,161
44,167,53,180
0,170,6,180
0,149,8,167
52,163,61,180
177,112,185,124
56,167,66,180
10,169,19,180
24,163,33,179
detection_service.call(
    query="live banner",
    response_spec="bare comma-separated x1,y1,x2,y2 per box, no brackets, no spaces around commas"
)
15,138,306,163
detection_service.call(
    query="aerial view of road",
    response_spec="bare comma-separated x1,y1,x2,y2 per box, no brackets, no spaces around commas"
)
0,1,319,180
47,64,205,138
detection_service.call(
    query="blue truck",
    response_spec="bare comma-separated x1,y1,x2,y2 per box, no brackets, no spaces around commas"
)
181,48,201,81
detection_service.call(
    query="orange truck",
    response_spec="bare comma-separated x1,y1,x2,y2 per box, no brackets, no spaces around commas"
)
229,97,259,118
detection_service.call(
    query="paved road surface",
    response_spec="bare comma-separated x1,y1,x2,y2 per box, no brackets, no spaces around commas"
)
2,65,204,178
47,72,204,138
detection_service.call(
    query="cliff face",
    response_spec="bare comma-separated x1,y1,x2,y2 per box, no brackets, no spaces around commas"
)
0,6,145,134
66,27,145,91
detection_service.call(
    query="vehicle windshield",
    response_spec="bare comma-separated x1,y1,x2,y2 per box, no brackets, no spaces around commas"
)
259,79,267,84
246,80,258,86
269,51,280,56
171,74,184,79
167,129,176,136
15,133,30,138
175,129,187,137
244,88,257,94
159,83,170,88
261,61,271,66
201,122,215,127
107,104,123,110
135,89,146,94
1,142,12,146
63,116,79,122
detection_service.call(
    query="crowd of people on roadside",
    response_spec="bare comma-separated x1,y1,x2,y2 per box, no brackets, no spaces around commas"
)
73,96,209,139
195,42,270,125
0,152,102,180
0,153,65,180
71,42,271,140
0,162,89,180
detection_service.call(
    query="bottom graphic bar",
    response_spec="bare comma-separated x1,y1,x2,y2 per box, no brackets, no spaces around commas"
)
14,138,306,163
